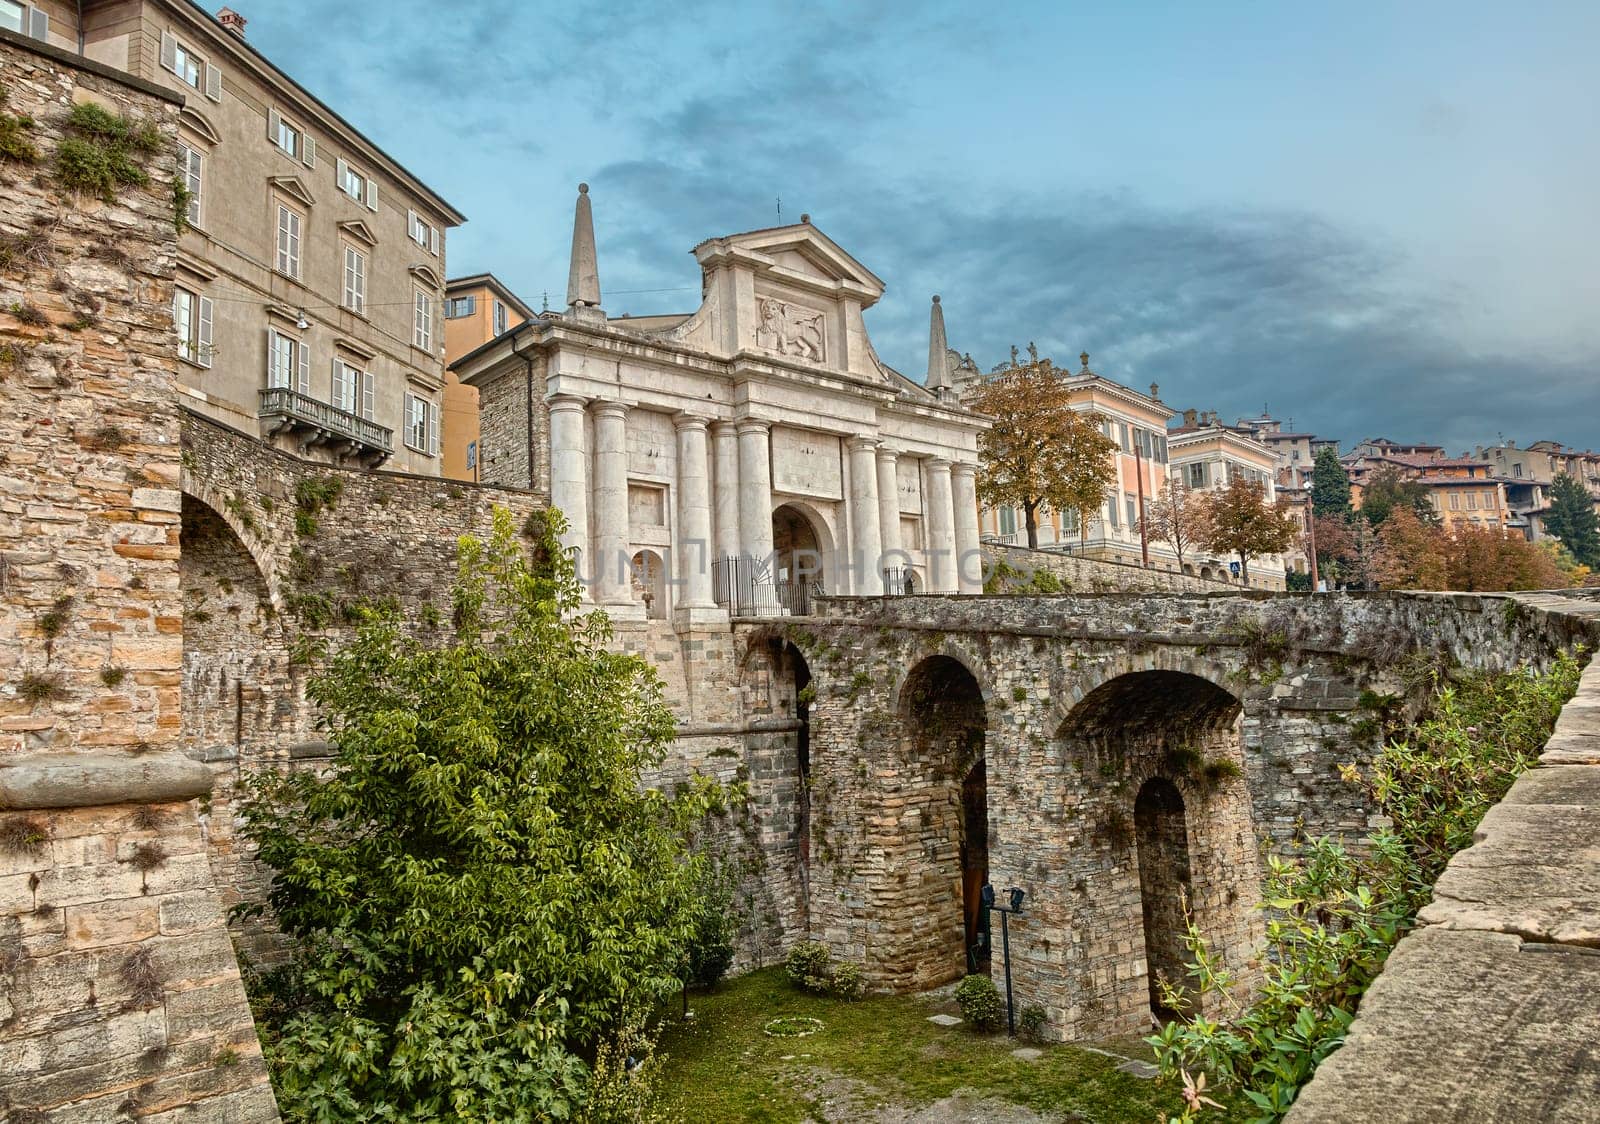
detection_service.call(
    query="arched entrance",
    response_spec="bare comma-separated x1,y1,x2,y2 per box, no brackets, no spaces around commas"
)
1054,668,1259,1031
898,655,988,983
1135,777,1192,1019
629,549,667,619
772,503,830,614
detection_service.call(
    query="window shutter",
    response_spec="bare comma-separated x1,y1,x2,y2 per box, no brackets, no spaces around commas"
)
364,178,377,212
160,30,177,73
429,226,438,255
331,358,347,411
267,107,281,144
296,335,310,394
204,64,221,102
336,156,348,190
428,401,440,456
197,297,214,369
360,371,374,420
407,209,418,241
265,328,277,386
28,6,47,40
302,135,316,168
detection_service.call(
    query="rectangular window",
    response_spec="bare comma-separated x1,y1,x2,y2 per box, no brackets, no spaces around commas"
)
404,392,438,454
493,300,507,336
275,204,302,278
1186,462,1208,489
1125,494,1137,527
1106,497,1118,528
178,143,202,227
407,210,437,252
276,117,299,159
266,328,310,392
998,506,1015,537
173,41,201,88
413,289,433,351
331,359,373,418
336,157,376,210
342,245,366,313
446,295,476,319
1120,424,1132,454
1062,507,1080,535
1,1,44,39
1449,492,1460,511
173,286,212,368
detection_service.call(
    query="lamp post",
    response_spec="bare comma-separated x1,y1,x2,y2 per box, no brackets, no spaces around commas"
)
980,883,1027,1035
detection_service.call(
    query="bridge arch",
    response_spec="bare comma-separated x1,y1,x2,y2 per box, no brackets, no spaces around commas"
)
179,472,284,612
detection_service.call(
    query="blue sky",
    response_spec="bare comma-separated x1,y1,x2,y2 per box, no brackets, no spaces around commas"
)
247,0,1599,452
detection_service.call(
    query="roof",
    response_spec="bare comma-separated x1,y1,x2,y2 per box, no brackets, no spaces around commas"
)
158,0,466,224
445,273,538,321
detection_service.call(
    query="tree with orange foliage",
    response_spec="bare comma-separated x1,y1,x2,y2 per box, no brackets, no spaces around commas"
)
1193,477,1300,588
1140,476,1207,570
967,348,1119,549
1371,509,1572,591
1370,509,1451,589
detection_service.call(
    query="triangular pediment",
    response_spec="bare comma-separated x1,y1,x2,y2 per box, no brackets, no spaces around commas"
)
339,219,378,247
270,175,315,208
724,222,884,293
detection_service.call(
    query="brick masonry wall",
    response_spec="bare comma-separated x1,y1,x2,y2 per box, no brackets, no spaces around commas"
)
0,31,279,1122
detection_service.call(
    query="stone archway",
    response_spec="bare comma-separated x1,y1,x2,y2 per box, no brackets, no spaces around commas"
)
630,549,667,619
895,654,989,985
772,502,833,611
1053,669,1261,1031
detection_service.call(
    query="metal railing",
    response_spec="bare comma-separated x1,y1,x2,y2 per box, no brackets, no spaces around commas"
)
713,556,823,617
883,567,918,596
258,386,394,454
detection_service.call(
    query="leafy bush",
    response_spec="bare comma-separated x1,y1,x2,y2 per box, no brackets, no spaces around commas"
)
54,103,161,202
1018,1003,1048,1042
684,858,736,990
1148,651,1583,1122
954,974,1004,1032
238,507,729,1120
784,941,861,998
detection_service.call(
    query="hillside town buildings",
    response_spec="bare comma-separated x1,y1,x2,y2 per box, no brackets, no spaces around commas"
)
1344,441,1511,531
25,0,465,474
1470,439,1600,541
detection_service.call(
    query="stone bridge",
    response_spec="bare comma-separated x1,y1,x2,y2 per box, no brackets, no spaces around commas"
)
739,590,1596,1042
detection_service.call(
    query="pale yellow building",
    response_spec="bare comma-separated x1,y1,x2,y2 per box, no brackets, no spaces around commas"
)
1166,421,1289,589
24,1,466,473
441,273,534,481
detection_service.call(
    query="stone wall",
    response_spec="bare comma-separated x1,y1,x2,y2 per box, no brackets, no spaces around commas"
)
0,30,279,1122
471,357,550,497
985,542,1247,595
1289,590,1600,1121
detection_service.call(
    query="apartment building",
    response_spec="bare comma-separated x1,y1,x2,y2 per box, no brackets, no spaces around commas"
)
441,273,535,481
1167,419,1290,589
1345,444,1511,531
1471,440,1600,541
29,1,466,474
969,356,1174,565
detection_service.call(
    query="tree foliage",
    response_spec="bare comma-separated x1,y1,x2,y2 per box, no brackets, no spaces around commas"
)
1543,474,1600,569
1309,447,1351,519
1194,478,1300,587
967,350,1118,548
1368,509,1569,592
1357,467,1436,527
239,507,730,1120
1140,476,1206,568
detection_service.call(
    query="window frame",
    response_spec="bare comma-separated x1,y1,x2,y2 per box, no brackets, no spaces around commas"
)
413,288,433,352
178,142,203,228
341,244,367,314
445,295,476,319
493,299,507,336
275,116,300,160
274,201,304,279
172,285,212,368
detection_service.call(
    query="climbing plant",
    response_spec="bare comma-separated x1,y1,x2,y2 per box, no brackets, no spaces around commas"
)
54,101,162,202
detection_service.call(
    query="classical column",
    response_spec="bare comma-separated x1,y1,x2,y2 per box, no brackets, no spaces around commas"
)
737,420,774,567
925,457,956,593
547,394,590,598
951,461,983,594
846,436,885,595
876,447,905,588
712,421,740,565
673,412,716,613
590,400,634,611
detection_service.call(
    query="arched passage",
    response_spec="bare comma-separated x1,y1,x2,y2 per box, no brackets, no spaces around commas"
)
896,655,989,983
629,549,667,619
772,502,832,613
1055,669,1260,1028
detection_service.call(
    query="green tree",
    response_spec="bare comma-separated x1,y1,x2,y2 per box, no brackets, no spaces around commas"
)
1310,447,1352,518
239,508,729,1120
1194,478,1301,588
1358,467,1437,527
1543,474,1600,569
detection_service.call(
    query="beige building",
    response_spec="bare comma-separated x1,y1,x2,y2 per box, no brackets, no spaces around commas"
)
442,273,534,481
1167,420,1290,589
30,1,466,474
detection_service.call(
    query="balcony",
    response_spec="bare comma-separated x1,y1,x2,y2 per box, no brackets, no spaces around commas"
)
259,386,392,467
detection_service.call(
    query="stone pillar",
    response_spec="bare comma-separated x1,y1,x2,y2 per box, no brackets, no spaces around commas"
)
674,412,721,624
951,461,983,594
847,436,885,595
877,447,905,589
591,400,638,617
925,457,957,593
737,420,774,567
547,394,590,596
712,421,740,565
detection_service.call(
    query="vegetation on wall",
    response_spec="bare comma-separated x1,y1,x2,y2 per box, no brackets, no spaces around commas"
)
54,101,161,202
237,508,731,1120
1149,649,1583,1122
0,83,39,164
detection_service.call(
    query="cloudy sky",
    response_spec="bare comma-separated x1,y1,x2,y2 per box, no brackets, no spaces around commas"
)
246,0,1599,452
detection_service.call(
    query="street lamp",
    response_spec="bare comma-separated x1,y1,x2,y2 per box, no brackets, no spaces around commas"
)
980,883,1027,1035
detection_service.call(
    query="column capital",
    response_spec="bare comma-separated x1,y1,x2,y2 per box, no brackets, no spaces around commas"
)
926,456,953,473
846,434,879,453
709,418,739,436
736,418,771,437
950,461,978,480
591,399,631,421
875,445,901,463
547,393,589,413
672,410,712,432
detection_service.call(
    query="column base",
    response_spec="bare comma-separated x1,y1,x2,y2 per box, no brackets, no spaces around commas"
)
598,600,649,624
673,604,730,632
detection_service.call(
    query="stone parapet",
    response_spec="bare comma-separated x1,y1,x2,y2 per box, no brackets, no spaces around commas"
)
986,542,1257,594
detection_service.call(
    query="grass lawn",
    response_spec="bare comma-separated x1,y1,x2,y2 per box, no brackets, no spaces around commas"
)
656,967,1240,1122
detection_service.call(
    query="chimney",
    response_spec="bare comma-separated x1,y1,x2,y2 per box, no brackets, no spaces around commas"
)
1182,408,1198,427
216,7,246,36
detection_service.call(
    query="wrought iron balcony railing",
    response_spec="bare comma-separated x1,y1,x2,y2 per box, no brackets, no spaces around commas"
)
259,386,393,464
